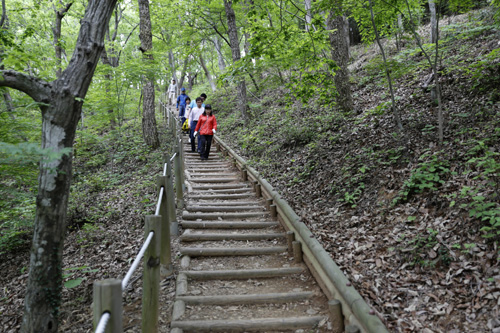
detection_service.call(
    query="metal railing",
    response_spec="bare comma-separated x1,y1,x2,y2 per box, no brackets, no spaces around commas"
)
92,97,184,333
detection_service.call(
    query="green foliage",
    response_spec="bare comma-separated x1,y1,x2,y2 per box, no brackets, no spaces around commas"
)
403,228,452,268
62,266,99,289
470,48,500,92
394,150,450,204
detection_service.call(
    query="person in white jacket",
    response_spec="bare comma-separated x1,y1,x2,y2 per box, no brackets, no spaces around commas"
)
188,97,205,152
168,79,177,105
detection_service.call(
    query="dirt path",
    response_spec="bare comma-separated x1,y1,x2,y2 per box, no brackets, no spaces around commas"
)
170,137,333,332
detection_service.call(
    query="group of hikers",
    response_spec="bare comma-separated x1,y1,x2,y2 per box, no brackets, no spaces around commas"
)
168,79,217,161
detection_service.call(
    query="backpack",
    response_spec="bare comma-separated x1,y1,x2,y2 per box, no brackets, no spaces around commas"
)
182,119,189,131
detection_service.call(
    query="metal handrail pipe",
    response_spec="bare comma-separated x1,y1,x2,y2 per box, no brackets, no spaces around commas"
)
122,231,154,290
95,312,110,333
163,162,167,176
155,187,164,216
170,152,177,162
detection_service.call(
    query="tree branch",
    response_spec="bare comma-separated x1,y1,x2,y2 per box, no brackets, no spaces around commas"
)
0,70,51,103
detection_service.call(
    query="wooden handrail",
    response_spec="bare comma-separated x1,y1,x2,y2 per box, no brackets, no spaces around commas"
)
92,98,182,333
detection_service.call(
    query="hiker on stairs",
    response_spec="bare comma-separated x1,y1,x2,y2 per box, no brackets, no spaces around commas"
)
188,97,205,153
194,104,217,160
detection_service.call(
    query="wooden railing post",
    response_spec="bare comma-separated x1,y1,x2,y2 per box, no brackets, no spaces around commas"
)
93,279,123,333
142,215,161,333
328,299,344,333
178,139,186,192
174,145,184,209
166,158,178,235
156,175,172,276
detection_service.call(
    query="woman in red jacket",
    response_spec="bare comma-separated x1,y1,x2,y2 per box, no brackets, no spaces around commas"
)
194,104,217,160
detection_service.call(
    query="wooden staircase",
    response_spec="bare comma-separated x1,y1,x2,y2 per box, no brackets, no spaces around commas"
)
171,138,331,332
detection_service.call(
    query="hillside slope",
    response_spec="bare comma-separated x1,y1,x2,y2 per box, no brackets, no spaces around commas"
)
213,11,500,332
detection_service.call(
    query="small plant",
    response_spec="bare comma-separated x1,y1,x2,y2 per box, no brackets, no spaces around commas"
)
63,266,99,289
393,150,450,204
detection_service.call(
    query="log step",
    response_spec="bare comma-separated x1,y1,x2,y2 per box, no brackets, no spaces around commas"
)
180,246,287,257
186,205,263,212
191,201,261,206
176,292,313,305
182,267,304,280
191,188,253,194
182,212,267,220
181,221,279,229
171,316,326,332
189,178,239,183
191,184,250,190
187,168,232,172
188,194,254,200
180,232,286,242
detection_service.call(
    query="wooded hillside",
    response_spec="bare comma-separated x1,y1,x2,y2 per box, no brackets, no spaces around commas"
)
1,0,499,332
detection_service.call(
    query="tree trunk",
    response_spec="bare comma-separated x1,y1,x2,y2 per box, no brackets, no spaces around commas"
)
214,37,226,71
168,50,179,92
52,2,72,78
429,0,437,43
0,1,118,332
138,0,159,148
223,0,250,124
326,12,354,113
178,55,189,90
367,0,403,132
305,0,312,31
199,55,216,92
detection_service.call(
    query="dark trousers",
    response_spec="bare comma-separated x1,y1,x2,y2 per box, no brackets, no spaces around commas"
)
190,121,198,152
200,135,213,159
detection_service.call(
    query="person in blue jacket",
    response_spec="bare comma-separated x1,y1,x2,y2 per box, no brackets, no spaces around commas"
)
176,87,190,126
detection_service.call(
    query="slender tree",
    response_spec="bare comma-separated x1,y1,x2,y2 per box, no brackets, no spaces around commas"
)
223,0,250,124
138,0,160,148
52,1,73,78
0,0,117,331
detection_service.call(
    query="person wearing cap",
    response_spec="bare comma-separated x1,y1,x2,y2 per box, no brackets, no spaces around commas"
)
194,104,217,160
176,87,190,127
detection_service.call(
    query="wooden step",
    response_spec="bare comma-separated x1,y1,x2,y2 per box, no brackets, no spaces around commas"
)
181,221,279,229
189,194,253,200
191,184,249,190
182,212,267,220
189,177,239,183
185,205,263,212
190,201,260,206
180,246,287,257
182,267,305,280
180,232,285,242
171,316,326,332
191,188,253,194
176,292,313,305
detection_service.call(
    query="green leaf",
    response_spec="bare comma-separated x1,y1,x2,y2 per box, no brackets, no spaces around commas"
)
64,278,84,289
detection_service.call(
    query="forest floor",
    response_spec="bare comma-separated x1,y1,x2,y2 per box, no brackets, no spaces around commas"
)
0,124,180,332
212,10,500,333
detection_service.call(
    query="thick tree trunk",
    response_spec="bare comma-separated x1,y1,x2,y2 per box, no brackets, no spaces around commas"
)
0,1,118,332
223,0,250,124
138,0,159,148
326,12,354,113
199,55,216,92
429,0,437,43
214,37,226,71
